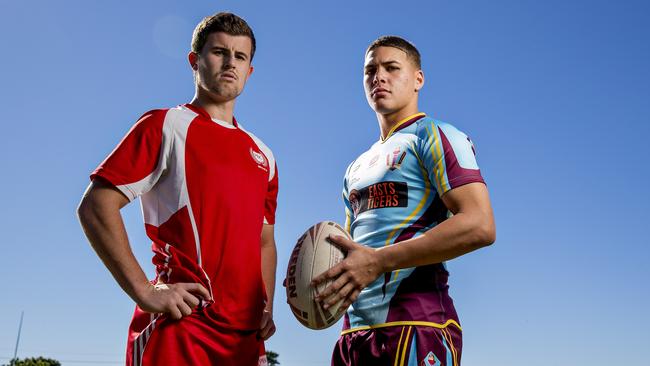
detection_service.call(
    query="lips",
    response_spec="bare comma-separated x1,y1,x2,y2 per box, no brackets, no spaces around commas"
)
371,87,389,98
220,72,237,80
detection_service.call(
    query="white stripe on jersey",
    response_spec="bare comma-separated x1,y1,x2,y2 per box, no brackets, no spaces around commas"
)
238,124,277,182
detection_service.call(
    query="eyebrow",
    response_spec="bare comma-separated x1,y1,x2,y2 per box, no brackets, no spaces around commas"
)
208,46,250,59
364,60,402,69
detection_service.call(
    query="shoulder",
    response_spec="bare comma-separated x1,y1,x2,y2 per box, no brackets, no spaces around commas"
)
132,108,168,128
344,158,357,178
131,106,197,131
414,117,471,144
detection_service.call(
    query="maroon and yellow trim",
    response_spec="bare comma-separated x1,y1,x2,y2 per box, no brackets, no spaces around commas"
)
341,319,462,336
381,112,426,142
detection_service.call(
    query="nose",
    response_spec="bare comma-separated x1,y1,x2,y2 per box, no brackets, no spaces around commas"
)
222,54,234,69
372,68,385,86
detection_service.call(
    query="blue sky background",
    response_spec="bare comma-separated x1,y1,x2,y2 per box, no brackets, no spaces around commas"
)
1,1,649,365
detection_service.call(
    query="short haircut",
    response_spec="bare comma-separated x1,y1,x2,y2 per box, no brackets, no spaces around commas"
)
191,12,256,60
366,36,421,69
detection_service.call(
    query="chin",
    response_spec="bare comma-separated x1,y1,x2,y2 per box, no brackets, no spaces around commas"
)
371,102,395,115
211,86,241,101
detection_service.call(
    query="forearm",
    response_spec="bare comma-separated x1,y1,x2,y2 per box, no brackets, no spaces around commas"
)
260,235,277,312
377,210,495,272
77,191,150,303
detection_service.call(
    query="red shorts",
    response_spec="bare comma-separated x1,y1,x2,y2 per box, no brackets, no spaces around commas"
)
126,306,266,366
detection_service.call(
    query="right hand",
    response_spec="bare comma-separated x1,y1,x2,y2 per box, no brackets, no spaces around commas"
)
136,282,212,320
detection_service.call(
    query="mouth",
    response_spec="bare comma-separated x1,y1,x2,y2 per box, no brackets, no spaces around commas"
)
219,72,237,81
371,88,389,98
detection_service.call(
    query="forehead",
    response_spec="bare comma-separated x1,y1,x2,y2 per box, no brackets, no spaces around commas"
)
203,32,252,55
364,46,410,66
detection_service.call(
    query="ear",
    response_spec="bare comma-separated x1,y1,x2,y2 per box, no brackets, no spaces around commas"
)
415,69,424,92
245,65,254,80
188,52,198,71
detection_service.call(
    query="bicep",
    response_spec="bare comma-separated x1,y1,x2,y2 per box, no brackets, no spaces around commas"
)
82,178,131,211
441,182,492,217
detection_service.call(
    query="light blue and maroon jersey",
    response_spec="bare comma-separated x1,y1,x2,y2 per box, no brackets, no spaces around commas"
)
341,112,484,333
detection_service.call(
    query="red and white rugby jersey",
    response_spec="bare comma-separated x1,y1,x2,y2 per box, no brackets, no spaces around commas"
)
91,103,279,330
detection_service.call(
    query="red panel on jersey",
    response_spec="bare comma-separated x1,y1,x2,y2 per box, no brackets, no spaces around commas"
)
91,104,279,337
91,110,165,192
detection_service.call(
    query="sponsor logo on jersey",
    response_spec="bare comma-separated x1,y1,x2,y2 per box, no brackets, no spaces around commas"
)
250,148,269,171
421,351,439,366
349,181,408,216
386,147,407,170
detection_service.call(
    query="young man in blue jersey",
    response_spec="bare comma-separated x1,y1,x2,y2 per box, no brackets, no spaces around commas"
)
312,36,496,366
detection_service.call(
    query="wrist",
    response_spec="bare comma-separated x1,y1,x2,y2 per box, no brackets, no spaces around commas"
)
374,246,393,273
264,301,274,314
132,280,154,303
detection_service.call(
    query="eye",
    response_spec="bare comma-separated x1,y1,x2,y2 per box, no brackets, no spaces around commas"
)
387,66,399,71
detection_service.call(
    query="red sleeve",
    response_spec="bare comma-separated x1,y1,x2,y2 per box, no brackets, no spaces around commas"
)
91,109,167,201
263,163,279,225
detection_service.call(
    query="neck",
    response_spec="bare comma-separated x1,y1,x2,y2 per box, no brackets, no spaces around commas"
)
190,91,236,124
376,103,420,140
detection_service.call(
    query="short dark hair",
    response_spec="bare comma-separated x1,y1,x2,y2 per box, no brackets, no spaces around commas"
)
366,36,421,69
191,12,256,60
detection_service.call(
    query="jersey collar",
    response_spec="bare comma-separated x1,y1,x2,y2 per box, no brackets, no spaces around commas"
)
183,103,239,128
381,112,426,142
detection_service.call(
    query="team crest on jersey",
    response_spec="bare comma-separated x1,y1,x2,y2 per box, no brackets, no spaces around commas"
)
249,148,268,171
421,351,440,366
386,147,407,170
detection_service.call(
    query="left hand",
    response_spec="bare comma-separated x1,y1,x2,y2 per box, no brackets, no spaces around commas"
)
311,235,384,310
258,309,275,340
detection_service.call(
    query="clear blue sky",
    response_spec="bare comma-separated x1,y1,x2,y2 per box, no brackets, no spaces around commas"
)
1,1,649,365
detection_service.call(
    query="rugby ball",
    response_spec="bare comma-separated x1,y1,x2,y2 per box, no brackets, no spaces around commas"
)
286,221,350,329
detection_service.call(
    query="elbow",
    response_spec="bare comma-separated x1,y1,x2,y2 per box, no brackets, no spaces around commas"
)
481,223,496,247
469,218,496,250
478,220,496,247
76,194,95,227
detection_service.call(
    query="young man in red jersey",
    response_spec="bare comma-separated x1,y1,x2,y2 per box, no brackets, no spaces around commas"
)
313,36,496,365
78,13,277,366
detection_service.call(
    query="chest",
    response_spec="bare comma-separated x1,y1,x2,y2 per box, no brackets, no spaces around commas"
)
346,136,427,216
348,136,421,191
179,121,270,193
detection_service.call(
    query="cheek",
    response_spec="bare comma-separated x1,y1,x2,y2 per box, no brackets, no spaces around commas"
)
395,76,414,93
363,78,373,91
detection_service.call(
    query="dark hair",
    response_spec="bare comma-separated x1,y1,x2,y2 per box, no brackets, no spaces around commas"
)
366,36,421,68
191,12,256,60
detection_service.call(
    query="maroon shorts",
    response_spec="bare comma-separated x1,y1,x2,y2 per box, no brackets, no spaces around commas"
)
126,306,266,366
332,323,462,366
